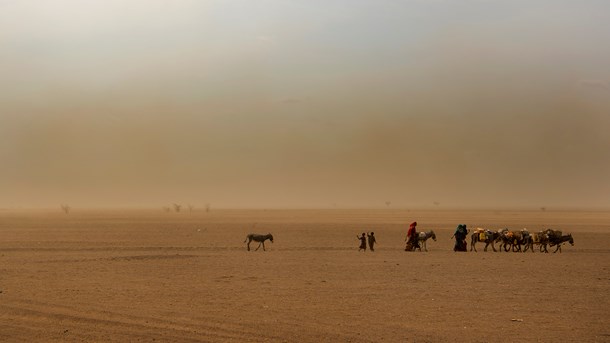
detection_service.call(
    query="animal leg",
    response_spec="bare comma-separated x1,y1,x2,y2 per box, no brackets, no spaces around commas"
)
262,241,266,251
247,240,251,251
255,242,262,251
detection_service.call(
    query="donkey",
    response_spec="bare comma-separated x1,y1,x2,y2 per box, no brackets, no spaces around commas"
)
497,229,529,252
511,229,531,252
537,229,562,253
523,231,552,253
417,230,437,252
548,234,574,253
244,233,274,251
470,228,501,252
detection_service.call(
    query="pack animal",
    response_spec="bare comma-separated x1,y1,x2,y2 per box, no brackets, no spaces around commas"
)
548,233,574,253
417,230,436,252
534,229,563,253
470,228,502,252
244,233,274,251
498,229,527,252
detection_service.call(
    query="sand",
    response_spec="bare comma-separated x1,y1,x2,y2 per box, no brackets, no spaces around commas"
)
1,209,609,342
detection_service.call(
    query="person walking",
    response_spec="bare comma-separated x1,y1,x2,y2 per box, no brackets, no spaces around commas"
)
367,232,377,251
452,224,468,251
357,233,367,251
405,221,419,251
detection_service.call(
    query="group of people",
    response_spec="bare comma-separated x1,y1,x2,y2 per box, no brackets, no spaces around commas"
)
357,232,377,251
356,222,470,252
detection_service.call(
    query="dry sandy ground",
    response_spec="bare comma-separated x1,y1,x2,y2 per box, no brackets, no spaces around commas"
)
1,209,609,342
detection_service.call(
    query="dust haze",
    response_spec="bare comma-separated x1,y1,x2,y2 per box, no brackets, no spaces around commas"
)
1,0,609,208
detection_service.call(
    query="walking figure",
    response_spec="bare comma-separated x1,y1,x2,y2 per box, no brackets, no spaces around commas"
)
367,232,377,251
357,233,367,251
405,221,420,251
452,224,468,252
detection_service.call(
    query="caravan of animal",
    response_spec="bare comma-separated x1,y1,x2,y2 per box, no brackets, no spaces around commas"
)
523,229,574,253
443,225,574,253
240,227,573,253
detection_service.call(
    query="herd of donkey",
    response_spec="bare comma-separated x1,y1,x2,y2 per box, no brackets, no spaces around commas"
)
460,227,574,253
244,227,575,253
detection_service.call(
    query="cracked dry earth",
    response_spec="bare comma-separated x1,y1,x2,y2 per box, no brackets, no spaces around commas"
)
1,209,609,342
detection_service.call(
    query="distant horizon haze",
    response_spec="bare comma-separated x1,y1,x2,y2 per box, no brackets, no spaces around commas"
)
1,1,609,208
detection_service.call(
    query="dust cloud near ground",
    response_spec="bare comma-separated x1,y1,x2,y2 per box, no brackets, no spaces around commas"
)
2,1,610,210
1,209,608,342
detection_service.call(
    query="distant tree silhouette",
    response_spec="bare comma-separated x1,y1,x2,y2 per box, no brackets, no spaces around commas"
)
188,204,195,213
163,206,171,213
60,204,70,214
385,201,391,207
205,203,211,213
173,203,182,213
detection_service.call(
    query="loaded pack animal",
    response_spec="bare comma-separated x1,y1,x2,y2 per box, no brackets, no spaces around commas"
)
497,228,530,252
496,228,513,252
244,233,274,251
470,228,502,252
523,231,551,252
548,233,574,253
417,230,437,252
512,229,531,252
531,229,566,253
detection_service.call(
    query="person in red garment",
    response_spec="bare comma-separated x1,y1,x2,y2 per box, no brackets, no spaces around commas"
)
405,221,419,250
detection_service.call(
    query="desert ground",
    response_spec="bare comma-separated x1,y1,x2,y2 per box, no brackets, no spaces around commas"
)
0,209,609,342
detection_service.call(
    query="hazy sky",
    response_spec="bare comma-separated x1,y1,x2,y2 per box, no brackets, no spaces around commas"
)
1,0,609,208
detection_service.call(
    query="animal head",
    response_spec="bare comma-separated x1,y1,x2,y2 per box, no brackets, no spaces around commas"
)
430,231,437,241
568,234,574,245
268,233,274,243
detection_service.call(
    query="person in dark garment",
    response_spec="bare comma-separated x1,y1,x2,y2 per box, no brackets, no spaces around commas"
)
357,233,367,251
367,232,377,251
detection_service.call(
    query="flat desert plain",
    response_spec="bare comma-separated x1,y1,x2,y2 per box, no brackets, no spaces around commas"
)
1,209,609,342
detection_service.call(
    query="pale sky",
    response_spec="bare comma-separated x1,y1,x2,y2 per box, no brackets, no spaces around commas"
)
1,0,609,208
